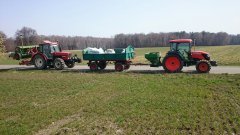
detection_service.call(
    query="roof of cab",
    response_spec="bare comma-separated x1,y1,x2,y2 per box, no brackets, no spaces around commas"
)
39,40,58,45
169,39,192,43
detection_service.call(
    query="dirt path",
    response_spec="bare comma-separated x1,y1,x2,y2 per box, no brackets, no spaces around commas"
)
0,65,240,74
34,110,83,135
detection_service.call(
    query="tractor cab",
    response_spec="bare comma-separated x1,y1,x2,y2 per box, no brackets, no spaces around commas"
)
38,41,70,60
169,39,192,62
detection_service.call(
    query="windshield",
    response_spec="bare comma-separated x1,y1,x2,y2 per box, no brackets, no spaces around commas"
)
50,45,60,53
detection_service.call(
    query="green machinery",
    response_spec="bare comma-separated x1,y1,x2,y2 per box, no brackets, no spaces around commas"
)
145,52,161,67
9,45,39,60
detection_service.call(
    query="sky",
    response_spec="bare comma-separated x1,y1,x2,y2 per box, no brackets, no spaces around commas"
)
0,0,240,38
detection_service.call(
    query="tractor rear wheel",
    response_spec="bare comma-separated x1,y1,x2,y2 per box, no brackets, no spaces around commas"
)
115,63,124,72
163,55,183,73
34,55,47,70
196,60,211,73
98,61,107,70
54,58,65,70
66,62,75,68
89,62,98,71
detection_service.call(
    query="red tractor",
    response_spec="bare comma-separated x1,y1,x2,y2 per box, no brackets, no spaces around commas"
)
20,41,81,70
162,39,217,73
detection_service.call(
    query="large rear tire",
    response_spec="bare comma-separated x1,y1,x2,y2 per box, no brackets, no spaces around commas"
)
54,58,65,70
34,55,47,70
163,55,183,73
196,60,211,73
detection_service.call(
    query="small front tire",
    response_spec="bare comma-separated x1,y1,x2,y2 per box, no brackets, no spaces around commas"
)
196,60,211,73
54,58,65,70
66,62,75,68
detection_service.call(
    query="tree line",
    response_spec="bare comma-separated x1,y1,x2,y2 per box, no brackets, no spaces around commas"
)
1,27,240,52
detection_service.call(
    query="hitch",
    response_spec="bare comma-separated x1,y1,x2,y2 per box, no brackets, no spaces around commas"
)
210,60,217,66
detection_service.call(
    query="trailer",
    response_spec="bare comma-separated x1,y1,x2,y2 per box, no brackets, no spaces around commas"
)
83,45,134,71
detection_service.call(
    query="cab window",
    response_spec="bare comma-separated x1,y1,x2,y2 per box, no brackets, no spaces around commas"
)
177,43,190,52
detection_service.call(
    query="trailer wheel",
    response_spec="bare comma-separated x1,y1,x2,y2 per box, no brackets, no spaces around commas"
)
196,60,211,73
163,55,183,73
98,61,107,70
115,63,124,72
124,64,130,70
34,55,47,70
66,62,75,68
54,58,65,70
89,62,98,71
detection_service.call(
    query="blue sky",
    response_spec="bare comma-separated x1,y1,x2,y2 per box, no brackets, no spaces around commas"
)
0,0,240,37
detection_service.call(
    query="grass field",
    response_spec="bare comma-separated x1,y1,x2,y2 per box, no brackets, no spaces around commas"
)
0,70,240,134
1,45,240,66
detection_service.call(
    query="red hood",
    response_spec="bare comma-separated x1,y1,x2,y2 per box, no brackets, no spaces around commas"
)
191,51,208,55
52,52,71,56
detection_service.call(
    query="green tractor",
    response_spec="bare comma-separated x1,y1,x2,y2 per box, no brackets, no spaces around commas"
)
145,39,217,73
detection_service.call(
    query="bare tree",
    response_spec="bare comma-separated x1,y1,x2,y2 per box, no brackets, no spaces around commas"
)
15,27,40,46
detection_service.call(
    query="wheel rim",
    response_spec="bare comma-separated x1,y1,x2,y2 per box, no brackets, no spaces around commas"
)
116,64,123,71
35,58,43,67
198,62,209,72
90,64,97,70
165,56,181,72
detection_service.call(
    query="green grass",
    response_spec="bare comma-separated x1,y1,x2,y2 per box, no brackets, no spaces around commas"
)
1,45,240,65
0,70,240,134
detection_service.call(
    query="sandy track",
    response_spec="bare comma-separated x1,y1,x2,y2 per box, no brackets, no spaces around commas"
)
0,65,240,74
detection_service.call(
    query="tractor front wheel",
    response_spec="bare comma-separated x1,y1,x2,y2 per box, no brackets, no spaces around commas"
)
54,58,65,70
196,60,211,73
34,55,47,70
163,55,183,73
66,62,75,68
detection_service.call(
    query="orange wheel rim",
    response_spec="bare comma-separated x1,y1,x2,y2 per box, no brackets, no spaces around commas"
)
199,62,208,72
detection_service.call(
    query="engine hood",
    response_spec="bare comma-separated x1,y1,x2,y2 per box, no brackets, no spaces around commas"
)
52,52,71,56
191,51,209,55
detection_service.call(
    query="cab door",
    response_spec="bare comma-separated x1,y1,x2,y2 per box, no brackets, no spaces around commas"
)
177,43,191,61
42,45,53,59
